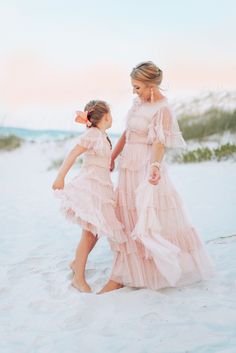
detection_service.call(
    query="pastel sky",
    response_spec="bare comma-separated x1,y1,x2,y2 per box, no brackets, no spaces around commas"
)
0,0,235,132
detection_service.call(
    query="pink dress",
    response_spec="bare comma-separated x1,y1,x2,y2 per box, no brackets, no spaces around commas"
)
55,127,125,243
109,97,214,289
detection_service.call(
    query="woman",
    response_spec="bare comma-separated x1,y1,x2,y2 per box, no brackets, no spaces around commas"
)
99,61,214,293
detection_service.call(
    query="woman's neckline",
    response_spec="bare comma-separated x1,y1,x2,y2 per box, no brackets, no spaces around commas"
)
136,96,167,105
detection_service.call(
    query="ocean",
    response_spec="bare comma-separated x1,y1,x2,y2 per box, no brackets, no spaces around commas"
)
0,126,119,142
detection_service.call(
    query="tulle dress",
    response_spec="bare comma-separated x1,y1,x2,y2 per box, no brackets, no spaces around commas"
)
109,97,214,289
55,127,125,243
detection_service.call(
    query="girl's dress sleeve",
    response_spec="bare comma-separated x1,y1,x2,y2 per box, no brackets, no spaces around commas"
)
148,105,186,148
77,128,103,153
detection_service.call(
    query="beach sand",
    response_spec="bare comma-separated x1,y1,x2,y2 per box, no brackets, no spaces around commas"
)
0,140,236,353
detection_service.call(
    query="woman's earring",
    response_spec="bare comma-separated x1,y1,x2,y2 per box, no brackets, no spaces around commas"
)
150,88,154,103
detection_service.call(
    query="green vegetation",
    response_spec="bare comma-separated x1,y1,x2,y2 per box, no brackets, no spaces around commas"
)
0,135,23,151
214,143,236,161
179,108,236,140
181,147,213,163
47,157,83,171
47,158,64,171
178,143,236,163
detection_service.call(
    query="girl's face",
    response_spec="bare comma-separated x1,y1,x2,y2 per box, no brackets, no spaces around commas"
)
131,78,151,102
103,111,112,129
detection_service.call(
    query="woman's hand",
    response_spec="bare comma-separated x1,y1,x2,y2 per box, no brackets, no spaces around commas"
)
110,158,115,172
52,176,64,190
148,166,161,185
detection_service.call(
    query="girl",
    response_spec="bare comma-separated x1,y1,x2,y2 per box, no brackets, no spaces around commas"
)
99,61,214,293
52,100,125,293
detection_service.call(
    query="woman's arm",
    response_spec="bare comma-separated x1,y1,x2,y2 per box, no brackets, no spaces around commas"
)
112,130,126,160
110,130,126,171
52,144,87,189
149,141,165,185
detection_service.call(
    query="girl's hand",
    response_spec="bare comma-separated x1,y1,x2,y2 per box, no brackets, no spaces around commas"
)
148,166,161,185
110,158,115,172
52,176,64,190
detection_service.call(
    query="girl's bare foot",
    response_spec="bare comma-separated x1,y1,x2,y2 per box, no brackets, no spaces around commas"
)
97,280,124,294
71,275,92,293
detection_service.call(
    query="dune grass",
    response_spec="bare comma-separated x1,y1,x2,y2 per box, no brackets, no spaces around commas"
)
214,143,236,161
47,157,83,171
177,143,236,163
179,108,236,140
0,135,23,151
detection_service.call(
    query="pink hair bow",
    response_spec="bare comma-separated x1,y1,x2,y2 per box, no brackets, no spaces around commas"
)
75,111,92,127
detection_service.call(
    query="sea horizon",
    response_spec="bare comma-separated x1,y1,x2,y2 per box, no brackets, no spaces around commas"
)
0,125,120,141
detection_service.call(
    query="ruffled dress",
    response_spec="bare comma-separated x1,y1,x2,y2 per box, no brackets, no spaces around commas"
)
109,97,214,289
55,127,125,243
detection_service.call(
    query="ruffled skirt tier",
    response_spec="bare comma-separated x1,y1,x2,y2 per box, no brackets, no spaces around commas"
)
55,166,125,243
110,144,214,289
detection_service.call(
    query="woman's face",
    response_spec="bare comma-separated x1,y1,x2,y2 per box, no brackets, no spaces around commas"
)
131,78,150,101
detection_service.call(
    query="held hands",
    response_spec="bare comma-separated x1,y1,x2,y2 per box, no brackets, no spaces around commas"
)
148,165,161,185
52,176,64,190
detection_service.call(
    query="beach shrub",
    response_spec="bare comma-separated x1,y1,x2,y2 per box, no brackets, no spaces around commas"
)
179,109,236,140
179,143,236,163
0,135,23,151
181,147,213,163
47,158,64,170
47,157,83,171
214,143,236,161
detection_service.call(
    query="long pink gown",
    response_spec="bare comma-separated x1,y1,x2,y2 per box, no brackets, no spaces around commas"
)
55,127,125,244
109,97,214,290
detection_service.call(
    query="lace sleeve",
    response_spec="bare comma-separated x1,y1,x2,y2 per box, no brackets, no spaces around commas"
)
77,128,103,152
148,106,186,148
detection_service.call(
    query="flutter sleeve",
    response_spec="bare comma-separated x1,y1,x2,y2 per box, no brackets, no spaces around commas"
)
147,105,186,148
77,127,103,153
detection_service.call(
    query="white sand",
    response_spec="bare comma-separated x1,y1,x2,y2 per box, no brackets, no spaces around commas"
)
0,141,236,353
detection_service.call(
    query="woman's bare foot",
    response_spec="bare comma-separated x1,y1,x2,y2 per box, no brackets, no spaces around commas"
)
71,275,92,293
97,280,124,294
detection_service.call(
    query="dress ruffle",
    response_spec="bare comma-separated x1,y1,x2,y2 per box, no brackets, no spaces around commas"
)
131,180,182,286
110,245,214,290
147,106,186,148
55,173,125,243
109,149,214,289
55,127,126,244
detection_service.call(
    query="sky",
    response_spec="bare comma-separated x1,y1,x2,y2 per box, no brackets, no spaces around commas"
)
0,0,235,133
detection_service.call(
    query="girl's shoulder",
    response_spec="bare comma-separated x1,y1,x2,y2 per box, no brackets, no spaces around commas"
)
81,126,100,136
77,127,102,150
79,126,102,140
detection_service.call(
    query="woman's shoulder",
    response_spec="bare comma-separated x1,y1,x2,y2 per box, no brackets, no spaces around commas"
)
151,97,175,115
134,96,170,110
151,97,169,109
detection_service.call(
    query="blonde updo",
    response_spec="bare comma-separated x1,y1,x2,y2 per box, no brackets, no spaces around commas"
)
130,61,163,86
84,100,110,128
